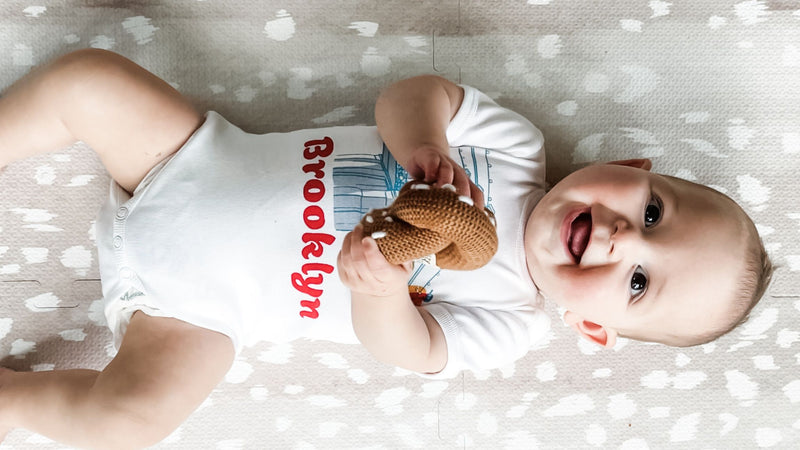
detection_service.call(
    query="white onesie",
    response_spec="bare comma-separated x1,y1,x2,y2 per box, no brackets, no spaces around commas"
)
96,85,551,378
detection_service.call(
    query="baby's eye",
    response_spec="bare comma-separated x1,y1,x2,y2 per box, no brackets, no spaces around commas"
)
630,266,648,300
644,194,662,228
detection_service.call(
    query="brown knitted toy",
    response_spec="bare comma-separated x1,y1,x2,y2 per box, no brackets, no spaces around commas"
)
359,181,498,270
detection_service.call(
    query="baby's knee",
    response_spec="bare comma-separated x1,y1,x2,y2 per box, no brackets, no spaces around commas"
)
52,48,121,70
46,49,131,89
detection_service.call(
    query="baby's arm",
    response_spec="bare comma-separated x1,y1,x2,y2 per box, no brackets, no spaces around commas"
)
338,225,447,373
374,75,484,209
340,76,473,374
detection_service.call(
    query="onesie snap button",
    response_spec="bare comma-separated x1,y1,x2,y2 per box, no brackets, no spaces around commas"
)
116,207,129,220
113,235,123,249
120,267,135,279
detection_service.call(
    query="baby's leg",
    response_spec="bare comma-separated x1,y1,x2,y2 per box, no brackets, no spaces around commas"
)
0,48,203,193
0,51,228,446
0,312,235,448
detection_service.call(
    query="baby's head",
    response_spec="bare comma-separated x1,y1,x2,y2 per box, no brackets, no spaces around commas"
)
524,159,772,348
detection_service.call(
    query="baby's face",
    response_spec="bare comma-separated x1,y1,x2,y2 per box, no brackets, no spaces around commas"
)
524,162,748,345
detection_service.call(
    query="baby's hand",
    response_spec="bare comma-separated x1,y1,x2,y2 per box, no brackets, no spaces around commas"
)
337,224,412,297
406,146,485,210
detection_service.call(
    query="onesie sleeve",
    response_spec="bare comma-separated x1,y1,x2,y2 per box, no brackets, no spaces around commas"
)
421,302,551,379
446,85,545,162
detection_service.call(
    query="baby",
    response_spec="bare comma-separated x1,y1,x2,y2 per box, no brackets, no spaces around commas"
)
0,49,771,448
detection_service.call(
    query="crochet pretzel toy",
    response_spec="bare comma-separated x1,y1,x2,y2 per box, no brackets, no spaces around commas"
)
359,181,498,270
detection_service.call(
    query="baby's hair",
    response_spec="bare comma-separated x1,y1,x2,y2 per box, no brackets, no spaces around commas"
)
686,229,773,347
730,233,774,330
677,184,774,347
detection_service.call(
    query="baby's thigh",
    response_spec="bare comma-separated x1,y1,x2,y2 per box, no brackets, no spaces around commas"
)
58,49,204,194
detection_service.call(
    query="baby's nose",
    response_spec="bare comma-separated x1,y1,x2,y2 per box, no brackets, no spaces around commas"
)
586,208,634,263
607,218,633,252
608,215,651,267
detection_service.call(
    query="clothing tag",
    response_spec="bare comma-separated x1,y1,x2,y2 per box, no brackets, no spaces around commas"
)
414,253,438,268
119,287,145,302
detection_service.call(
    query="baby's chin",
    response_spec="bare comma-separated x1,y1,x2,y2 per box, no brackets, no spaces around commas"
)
523,214,559,263
528,279,567,310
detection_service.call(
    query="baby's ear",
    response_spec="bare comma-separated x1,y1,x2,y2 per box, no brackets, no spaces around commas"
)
563,311,618,348
605,158,652,171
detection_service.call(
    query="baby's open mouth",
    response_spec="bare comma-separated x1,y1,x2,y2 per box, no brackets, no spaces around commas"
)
568,212,592,263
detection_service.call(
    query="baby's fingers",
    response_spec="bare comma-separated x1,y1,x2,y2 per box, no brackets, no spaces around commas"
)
348,226,373,276
419,153,442,182
338,226,369,283
410,149,442,182
444,166,485,211
362,236,396,274
362,237,412,281
446,164,472,198
336,230,356,282
469,181,486,211
433,160,455,187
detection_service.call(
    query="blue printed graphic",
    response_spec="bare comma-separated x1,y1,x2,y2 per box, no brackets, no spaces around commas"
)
456,146,494,215
332,144,409,231
333,144,494,303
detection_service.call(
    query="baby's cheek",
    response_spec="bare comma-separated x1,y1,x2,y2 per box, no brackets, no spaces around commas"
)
552,266,618,307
